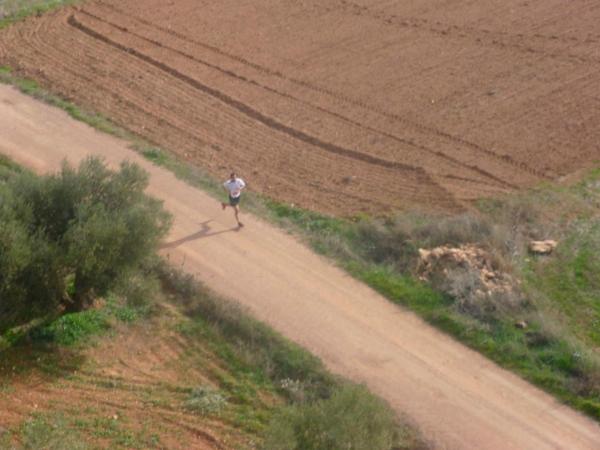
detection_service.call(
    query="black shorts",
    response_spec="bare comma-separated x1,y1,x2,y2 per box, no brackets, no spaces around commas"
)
229,195,241,206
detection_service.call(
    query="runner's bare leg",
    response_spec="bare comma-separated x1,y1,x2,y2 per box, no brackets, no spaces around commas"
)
234,205,243,227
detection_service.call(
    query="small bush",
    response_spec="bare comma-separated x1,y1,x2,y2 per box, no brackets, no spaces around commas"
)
441,268,524,320
183,386,227,415
263,384,399,450
29,309,110,346
21,414,88,450
346,213,493,273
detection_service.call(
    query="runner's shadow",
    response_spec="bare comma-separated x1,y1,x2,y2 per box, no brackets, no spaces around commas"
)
160,220,239,249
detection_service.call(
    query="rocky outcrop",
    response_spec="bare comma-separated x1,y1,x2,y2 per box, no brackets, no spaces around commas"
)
417,244,517,297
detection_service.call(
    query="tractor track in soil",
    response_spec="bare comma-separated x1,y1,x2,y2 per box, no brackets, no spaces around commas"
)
78,6,519,192
92,1,545,184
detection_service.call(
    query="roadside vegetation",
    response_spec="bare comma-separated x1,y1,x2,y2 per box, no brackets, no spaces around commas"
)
0,156,170,333
265,176,600,420
0,0,77,29
0,158,425,449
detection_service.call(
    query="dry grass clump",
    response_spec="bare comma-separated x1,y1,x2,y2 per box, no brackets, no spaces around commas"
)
417,245,524,320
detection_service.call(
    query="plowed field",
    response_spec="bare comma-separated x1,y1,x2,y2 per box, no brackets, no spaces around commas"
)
1,0,600,214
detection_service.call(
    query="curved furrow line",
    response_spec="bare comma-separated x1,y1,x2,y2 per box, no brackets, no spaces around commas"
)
66,15,433,180
2,9,462,211
66,13,400,180
14,17,256,161
80,394,226,448
44,27,234,149
93,1,550,182
41,16,441,209
79,7,514,193
81,10,344,158
17,43,206,156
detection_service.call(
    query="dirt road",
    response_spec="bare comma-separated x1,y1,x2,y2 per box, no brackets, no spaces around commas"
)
1,85,599,449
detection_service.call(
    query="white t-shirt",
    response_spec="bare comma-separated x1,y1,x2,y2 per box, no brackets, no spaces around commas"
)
224,178,246,198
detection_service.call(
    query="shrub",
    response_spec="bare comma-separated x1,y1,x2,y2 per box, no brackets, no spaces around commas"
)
0,157,171,332
29,308,111,346
348,213,492,272
183,386,227,415
21,414,88,450
263,384,398,450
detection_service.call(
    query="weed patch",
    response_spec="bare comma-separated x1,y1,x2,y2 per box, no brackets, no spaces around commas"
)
183,385,227,415
19,413,88,450
263,384,422,450
0,1,79,30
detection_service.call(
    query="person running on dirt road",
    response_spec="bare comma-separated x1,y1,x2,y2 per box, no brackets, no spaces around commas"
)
222,172,246,227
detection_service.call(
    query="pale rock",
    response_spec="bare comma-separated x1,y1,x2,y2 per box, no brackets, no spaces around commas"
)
529,240,558,255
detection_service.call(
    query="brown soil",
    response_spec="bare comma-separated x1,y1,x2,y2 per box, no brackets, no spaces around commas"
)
2,85,600,449
0,305,258,449
2,0,598,215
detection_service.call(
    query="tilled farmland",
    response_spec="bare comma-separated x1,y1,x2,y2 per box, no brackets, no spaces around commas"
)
1,0,599,214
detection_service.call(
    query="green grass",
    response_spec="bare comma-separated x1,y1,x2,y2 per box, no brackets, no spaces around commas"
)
1,410,162,450
0,0,78,30
19,413,89,450
527,221,600,346
1,293,145,351
25,298,141,347
0,151,24,182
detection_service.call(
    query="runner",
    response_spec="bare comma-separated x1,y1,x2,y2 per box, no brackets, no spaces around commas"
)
222,172,246,227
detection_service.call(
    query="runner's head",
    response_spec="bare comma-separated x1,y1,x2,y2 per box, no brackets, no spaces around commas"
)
230,172,236,180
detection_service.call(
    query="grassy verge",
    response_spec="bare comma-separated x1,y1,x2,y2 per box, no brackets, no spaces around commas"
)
0,0,78,30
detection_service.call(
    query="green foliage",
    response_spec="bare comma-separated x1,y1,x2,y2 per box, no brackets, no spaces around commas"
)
0,157,171,332
20,413,88,450
528,220,600,345
29,309,111,346
183,386,227,415
265,200,344,234
0,0,78,30
263,384,398,450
